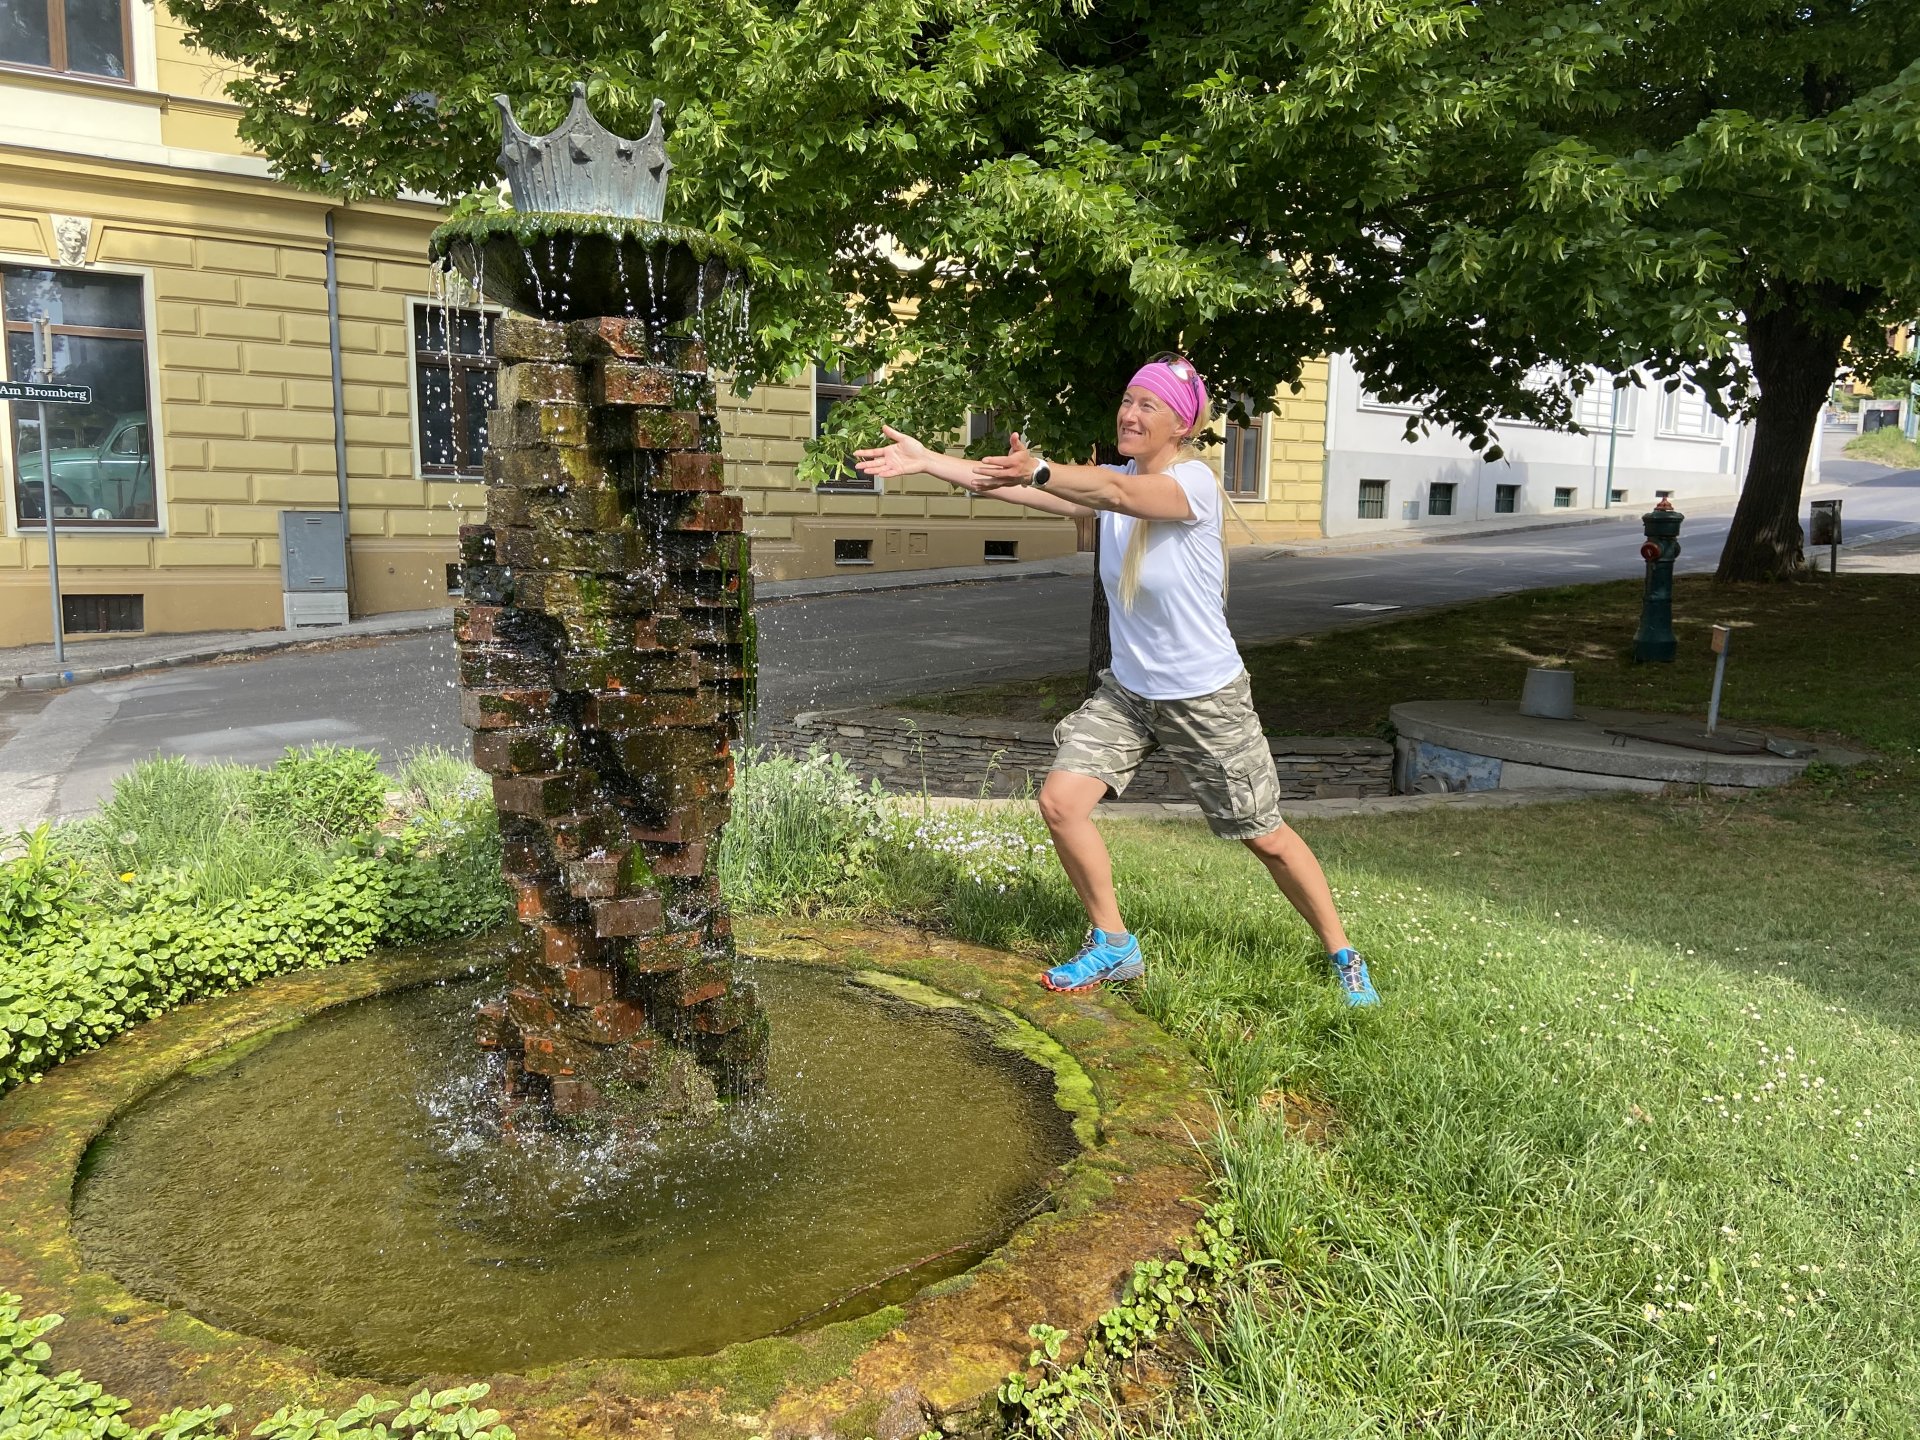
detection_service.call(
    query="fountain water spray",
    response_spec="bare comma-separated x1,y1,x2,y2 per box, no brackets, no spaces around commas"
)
431,85,765,1123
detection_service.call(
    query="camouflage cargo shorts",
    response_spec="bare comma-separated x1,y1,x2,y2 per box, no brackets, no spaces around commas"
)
1051,669,1286,839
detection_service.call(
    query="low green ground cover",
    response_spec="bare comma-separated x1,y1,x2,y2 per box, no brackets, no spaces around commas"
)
0,746,508,1093
1842,426,1920,470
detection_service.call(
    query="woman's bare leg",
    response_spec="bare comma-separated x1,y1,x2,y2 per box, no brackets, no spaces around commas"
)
1038,770,1127,933
1242,824,1350,953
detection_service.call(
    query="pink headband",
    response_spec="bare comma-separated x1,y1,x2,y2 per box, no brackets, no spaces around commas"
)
1127,358,1209,432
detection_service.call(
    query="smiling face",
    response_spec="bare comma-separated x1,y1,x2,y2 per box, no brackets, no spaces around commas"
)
1115,385,1190,459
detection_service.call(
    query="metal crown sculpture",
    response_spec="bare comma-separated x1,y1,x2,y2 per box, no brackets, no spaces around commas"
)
494,83,674,220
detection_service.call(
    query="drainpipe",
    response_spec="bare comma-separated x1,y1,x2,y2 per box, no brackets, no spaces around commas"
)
324,210,352,609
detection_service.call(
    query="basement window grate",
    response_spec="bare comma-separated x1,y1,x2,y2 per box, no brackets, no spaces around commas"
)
63,594,144,633
833,538,874,565
984,540,1018,562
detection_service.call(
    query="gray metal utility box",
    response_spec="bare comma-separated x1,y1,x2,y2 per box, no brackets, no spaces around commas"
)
279,509,349,628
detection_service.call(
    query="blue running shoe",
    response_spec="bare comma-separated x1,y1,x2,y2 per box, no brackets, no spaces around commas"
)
1329,948,1380,1007
1043,929,1144,993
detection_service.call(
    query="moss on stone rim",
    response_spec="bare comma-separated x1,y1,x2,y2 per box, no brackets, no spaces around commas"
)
428,212,754,271
0,920,1214,1439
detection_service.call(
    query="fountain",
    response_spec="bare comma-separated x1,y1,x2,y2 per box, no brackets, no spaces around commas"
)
433,84,763,1122
0,85,1220,1440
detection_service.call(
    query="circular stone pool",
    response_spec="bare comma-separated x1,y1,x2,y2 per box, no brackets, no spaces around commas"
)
71,963,1078,1377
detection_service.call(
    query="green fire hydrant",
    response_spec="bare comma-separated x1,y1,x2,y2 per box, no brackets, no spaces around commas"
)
1632,496,1684,663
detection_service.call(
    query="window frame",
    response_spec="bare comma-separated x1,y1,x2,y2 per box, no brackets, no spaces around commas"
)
407,299,499,482
1221,403,1265,499
0,0,134,84
813,362,878,492
1494,483,1520,515
1,259,163,533
1427,481,1456,518
1656,385,1727,443
1357,478,1388,520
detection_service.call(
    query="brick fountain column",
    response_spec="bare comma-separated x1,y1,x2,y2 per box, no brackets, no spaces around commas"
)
458,313,767,1123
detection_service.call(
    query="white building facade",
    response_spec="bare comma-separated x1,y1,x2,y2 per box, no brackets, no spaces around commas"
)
1319,354,1769,537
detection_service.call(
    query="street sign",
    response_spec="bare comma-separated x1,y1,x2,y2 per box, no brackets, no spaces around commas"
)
0,379,92,404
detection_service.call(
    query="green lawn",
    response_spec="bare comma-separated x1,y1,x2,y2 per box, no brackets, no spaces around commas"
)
871,576,1920,1435
1843,426,1920,470
896,575,1920,758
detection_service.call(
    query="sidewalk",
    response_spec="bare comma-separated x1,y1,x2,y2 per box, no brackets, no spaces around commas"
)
9,504,1900,694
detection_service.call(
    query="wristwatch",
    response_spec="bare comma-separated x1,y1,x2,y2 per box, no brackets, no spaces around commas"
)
1030,455,1052,487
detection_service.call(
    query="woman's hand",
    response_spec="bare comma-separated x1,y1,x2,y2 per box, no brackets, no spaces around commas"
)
854,425,933,480
972,432,1041,490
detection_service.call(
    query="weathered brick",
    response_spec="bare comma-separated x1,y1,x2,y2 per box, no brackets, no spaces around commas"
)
643,840,708,879
595,408,704,451
458,524,497,565
460,688,556,731
556,651,699,695
547,1077,604,1117
507,984,561,1032
664,962,730,1009
671,493,745,533
525,487,625,531
461,563,516,606
489,401,589,450
558,998,650,1046
494,770,590,819
620,930,703,974
492,314,569,362
460,648,554,689
687,989,757,1034
484,445,612,492
497,362,584,407
591,894,666,937
475,1000,511,1050
587,691,722,729
511,879,572,923
660,451,725,493
485,488,528,529
536,922,599,970
472,728,567,775
564,855,622,899
592,360,676,408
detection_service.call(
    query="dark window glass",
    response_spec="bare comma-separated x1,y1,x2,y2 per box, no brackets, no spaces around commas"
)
1428,482,1455,517
1357,479,1387,520
3,266,154,528
63,0,125,76
0,0,126,78
1222,412,1263,497
1554,487,1575,509
1495,484,1519,514
413,303,494,478
0,0,53,68
967,408,1004,449
815,363,873,490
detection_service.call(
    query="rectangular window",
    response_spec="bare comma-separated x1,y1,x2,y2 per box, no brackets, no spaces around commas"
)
414,303,495,479
966,408,1005,451
1427,482,1456,517
4,265,156,528
1575,377,1638,432
1222,409,1263,497
1610,488,1628,505
62,592,142,632
1657,385,1726,440
0,0,130,79
815,363,874,490
984,539,1017,562
1357,479,1387,520
1554,487,1576,509
1494,484,1520,514
833,537,873,565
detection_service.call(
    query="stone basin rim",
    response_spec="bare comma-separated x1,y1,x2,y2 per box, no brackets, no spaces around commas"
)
0,919,1214,1440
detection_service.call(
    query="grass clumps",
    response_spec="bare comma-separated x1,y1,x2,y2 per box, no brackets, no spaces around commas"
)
0,746,507,1094
1842,425,1920,470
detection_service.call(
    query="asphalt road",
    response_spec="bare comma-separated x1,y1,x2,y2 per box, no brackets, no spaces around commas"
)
5,454,1916,826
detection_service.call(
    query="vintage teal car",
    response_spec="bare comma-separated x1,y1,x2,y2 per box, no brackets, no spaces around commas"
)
14,412,154,521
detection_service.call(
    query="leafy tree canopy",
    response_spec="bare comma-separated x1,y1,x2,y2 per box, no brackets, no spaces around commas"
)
170,0,1920,574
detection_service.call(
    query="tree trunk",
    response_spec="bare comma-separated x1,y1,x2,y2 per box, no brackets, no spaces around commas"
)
1714,283,1850,583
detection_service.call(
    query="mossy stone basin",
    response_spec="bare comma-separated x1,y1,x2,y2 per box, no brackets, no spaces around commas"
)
0,921,1214,1440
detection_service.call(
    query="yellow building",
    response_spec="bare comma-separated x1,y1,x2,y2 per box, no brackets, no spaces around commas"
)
0,2,1326,648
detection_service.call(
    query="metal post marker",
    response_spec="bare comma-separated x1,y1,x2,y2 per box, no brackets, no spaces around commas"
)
1706,624,1732,736
31,316,66,668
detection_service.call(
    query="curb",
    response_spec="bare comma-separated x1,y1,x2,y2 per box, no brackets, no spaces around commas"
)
4,616,449,694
